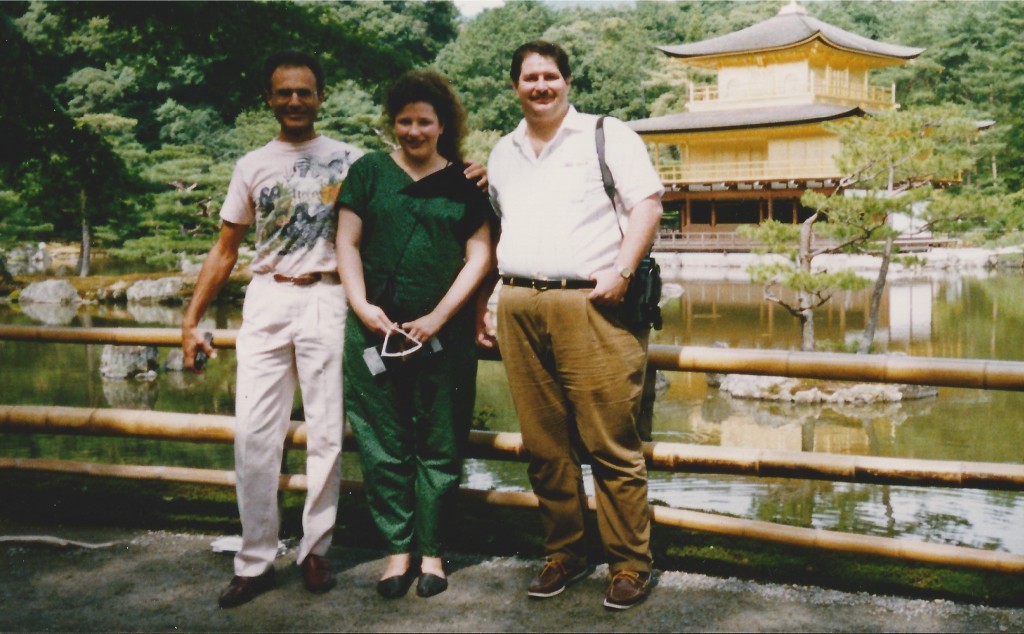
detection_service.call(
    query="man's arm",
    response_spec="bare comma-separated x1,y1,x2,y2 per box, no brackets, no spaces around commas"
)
588,194,663,306
475,177,502,349
181,220,248,371
463,161,488,192
474,263,500,349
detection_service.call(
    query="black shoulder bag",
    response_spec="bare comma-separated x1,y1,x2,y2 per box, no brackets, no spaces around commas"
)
596,116,663,331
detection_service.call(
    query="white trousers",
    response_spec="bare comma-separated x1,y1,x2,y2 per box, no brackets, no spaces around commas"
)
232,274,346,577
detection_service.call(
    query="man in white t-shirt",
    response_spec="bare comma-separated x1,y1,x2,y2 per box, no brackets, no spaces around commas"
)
487,40,664,610
182,51,361,608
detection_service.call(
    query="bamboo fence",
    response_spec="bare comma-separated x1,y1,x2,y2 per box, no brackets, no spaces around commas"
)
4,326,1024,573
2,456,1022,574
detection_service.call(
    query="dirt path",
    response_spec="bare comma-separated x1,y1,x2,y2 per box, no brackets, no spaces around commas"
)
2,522,1022,632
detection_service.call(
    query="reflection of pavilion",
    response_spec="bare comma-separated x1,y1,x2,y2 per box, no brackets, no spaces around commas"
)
663,278,937,350
629,2,922,238
712,402,906,456
687,377,936,456
720,417,877,455
886,281,933,344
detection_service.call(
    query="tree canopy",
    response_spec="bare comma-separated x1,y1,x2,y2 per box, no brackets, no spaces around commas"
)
1,0,1021,270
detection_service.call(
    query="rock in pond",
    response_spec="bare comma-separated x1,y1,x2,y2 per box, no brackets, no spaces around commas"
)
19,279,80,304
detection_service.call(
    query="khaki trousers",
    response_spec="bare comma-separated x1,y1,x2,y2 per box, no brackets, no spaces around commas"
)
498,286,652,573
232,274,346,577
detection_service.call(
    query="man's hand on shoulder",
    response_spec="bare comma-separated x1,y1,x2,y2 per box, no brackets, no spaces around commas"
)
464,162,488,192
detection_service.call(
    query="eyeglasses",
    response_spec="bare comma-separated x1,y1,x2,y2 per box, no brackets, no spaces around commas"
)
271,88,319,102
380,327,423,358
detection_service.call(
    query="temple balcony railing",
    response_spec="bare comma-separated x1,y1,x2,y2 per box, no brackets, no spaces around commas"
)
652,230,961,253
654,159,842,186
811,79,895,107
687,80,896,110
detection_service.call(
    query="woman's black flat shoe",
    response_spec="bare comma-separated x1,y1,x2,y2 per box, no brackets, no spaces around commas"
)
416,573,448,598
376,569,416,599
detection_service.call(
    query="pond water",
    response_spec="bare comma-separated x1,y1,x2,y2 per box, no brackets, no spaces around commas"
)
2,271,1023,554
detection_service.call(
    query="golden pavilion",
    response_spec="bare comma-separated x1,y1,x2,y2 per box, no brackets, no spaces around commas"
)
629,2,924,240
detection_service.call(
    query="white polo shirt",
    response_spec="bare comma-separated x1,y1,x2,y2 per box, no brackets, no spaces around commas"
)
488,107,664,280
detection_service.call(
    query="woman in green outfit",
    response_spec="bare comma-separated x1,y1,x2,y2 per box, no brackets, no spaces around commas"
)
334,70,494,599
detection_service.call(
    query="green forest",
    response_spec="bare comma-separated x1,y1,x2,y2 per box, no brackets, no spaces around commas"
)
1,0,1022,272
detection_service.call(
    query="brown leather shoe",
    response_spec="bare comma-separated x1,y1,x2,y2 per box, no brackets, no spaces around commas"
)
218,568,275,608
603,569,651,610
300,554,335,593
527,559,593,598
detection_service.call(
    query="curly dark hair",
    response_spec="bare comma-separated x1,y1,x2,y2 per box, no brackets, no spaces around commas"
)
386,70,467,164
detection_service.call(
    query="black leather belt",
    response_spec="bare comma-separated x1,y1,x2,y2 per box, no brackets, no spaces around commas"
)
272,272,338,286
501,275,596,291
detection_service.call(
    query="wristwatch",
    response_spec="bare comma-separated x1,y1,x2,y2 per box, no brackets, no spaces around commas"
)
616,264,634,280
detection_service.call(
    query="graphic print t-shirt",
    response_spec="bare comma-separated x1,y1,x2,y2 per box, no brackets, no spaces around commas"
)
220,135,363,277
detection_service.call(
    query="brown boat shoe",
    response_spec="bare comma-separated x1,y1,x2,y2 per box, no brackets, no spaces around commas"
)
218,568,275,608
527,559,594,598
300,554,335,593
603,569,651,610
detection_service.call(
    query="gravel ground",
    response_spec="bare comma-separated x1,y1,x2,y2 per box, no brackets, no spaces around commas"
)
1,522,1022,632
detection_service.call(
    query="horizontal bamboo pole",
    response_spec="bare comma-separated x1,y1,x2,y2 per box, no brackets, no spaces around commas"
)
0,326,237,349
4,405,1024,490
648,442,1024,491
3,326,1024,391
647,344,1024,392
2,456,1022,574
647,505,1024,574
1,405,264,446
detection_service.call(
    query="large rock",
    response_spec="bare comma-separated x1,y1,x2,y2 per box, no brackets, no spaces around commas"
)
4,243,52,275
19,279,80,304
100,344,160,380
718,374,937,404
164,349,185,372
179,253,204,275
126,277,186,304
96,280,132,304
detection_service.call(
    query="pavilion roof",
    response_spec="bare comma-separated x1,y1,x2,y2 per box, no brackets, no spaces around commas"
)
627,104,865,135
658,2,924,62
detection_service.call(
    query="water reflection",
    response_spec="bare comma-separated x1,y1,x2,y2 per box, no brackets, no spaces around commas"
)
102,378,160,410
126,303,185,326
888,282,933,343
18,302,79,325
2,274,1023,553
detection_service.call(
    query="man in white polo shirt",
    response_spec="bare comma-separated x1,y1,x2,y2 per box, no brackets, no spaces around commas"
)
487,40,664,610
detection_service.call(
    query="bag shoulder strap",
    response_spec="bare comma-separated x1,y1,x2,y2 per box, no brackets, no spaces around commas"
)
596,116,624,239
596,115,616,205
597,115,656,254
